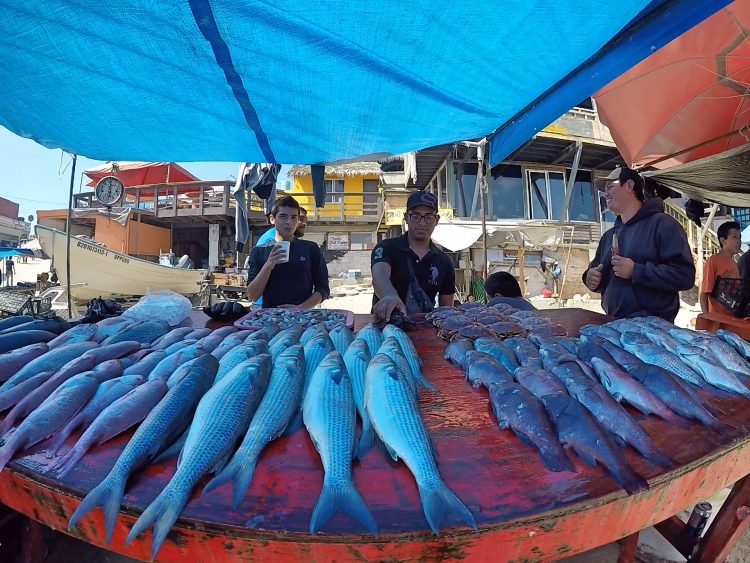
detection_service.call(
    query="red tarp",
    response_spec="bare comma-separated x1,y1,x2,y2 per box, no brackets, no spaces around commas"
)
594,0,750,169
84,162,199,187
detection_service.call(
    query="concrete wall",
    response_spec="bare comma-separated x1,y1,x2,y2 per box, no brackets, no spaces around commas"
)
322,250,372,278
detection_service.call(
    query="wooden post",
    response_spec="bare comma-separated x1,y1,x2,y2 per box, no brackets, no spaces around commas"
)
64,154,77,319
518,242,526,296
616,532,638,563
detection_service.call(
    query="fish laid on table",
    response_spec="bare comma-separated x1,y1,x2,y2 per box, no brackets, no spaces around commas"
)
579,324,622,345
365,353,477,534
126,354,271,559
514,367,568,400
0,315,35,332
473,337,519,373
300,323,326,346
443,338,473,370
673,344,750,397
68,355,218,543
0,343,48,382
343,338,375,456
47,375,146,453
0,317,70,336
0,330,57,354
151,327,194,350
594,338,728,430
620,332,707,388
211,332,253,360
511,339,543,369
100,320,170,346
302,351,377,534
215,340,268,384
382,324,428,388
0,342,98,393
0,371,102,472
47,324,99,349
670,328,750,379
716,329,750,361
146,342,208,382
463,350,513,389
196,327,239,353
303,332,336,393
355,323,384,357
542,393,648,495
50,378,168,477
123,350,168,376
94,317,140,341
0,372,53,413
162,339,197,356
377,337,419,396
268,330,301,361
559,367,672,468
184,327,211,340
589,357,687,427
329,325,354,355
203,345,305,506
489,381,574,472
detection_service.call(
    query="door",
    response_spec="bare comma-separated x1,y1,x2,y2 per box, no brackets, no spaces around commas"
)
363,179,378,216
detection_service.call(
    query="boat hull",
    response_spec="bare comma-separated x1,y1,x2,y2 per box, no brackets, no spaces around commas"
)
35,225,206,302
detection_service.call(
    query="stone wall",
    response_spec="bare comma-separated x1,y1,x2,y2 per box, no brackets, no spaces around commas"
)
323,249,372,278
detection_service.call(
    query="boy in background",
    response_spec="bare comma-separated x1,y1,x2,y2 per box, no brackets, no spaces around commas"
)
700,220,741,315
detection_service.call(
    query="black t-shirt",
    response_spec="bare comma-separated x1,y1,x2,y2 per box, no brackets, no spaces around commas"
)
371,234,455,312
247,239,330,308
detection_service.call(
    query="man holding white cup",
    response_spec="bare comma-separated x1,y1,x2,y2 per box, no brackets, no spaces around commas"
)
246,196,329,308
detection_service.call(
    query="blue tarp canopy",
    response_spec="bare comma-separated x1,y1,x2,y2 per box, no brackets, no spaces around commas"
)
0,1,727,166
0,249,34,258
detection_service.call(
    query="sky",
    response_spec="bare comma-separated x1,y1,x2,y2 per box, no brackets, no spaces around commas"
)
0,126,291,222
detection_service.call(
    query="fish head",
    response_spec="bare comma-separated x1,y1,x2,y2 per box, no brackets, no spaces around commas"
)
668,329,693,344
620,331,647,346
348,338,371,363
675,343,702,357
368,353,401,381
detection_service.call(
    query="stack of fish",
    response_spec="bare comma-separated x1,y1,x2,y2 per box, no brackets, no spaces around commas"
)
0,312,473,559
427,302,566,341
235,308,349,330
445,316,747,495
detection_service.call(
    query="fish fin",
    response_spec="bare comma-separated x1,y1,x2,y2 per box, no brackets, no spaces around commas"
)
640,446,673,469
282,411,304,437
152,431,188,465
539,445,575,473
416,373,437,392
210,450,233,475
417,480,477,535
357,420,375,458
45,422,76,455
609,433,627,448
0,432,23,472
203,456,259,508
49,443,87,478
68,475,125,544
709,419,735,433
125,487,188,560
614,467,649,495
512,429,535,448
310,480,377,535
572,446,598,468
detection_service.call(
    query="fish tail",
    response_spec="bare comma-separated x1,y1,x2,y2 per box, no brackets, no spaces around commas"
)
539,445,575,473
202,456,259,508
0,411,19,435
415,373,437,392
50,442,88,477
68,475,126,544
125,487,187,560
152,431,188,465
616,467,649,495
417,480,477,535
0,432,22,472
708,417,735,433
639,444,673,468
310,479,377,535
46,422,75,454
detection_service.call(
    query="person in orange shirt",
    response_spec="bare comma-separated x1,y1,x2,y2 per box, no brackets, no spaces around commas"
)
700,220,741,314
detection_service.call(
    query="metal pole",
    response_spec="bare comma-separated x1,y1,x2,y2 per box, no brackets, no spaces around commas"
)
65,154,77,318
477,142,489,281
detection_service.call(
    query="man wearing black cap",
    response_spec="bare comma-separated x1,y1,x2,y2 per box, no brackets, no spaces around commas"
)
582,166,695,322
371,190,455,320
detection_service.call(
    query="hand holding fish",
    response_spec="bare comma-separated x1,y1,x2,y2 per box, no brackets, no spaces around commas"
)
373,295,406,322
611,255,635,279
585,264,603,290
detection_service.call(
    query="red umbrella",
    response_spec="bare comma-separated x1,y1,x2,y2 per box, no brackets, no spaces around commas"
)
594,0,750,169
84,161,199,187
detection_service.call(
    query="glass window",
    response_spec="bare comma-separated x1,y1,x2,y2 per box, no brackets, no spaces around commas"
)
528,171,549,219
453,163,478,218
569,170,596,221
350,231,374,250
549,171,566,220
325,179,344,204
488,164,524,219
437,166,447,209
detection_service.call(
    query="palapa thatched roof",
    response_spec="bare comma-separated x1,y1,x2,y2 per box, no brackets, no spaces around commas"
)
287,162,382,178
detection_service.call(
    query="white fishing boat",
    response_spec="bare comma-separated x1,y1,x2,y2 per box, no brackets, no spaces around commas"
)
35,225,206,302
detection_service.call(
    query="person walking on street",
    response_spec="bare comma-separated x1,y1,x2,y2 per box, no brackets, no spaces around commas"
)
5,257,14,286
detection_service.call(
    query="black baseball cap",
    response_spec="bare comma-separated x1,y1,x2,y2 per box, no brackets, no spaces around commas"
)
594,166,645,201
406,190,438,211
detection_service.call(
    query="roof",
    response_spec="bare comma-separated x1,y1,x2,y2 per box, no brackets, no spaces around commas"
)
287,163,382,178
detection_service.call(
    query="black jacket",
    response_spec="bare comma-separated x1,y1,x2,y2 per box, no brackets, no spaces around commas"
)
582,198,695,322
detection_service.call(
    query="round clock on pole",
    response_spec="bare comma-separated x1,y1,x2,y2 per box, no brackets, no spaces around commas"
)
94,175,124,208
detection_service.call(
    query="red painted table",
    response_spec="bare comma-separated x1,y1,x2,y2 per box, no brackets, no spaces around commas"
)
1,309,749,562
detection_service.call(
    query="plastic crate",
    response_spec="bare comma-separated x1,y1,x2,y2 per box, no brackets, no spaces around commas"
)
711,277,750,317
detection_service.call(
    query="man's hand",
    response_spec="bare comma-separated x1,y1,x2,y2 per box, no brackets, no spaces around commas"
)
612,255,635,279
373,295,406,322
263,246,287,270
585,264,603,291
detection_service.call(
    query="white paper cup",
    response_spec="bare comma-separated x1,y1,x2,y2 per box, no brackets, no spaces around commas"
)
274,240,290,263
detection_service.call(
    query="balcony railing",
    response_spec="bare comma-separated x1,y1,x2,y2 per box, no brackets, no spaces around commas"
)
286,192,384,222
72,181,268,219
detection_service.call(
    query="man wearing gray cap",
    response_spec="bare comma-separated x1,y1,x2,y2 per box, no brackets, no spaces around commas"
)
371,190,455,321
582,166,694,322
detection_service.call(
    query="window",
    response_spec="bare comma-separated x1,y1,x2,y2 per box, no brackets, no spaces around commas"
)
438,165,448,209
453,163,478,218
350,232,374,250
488,164,524,219
526,170,566,220
325,179,344,204
568,170,596,222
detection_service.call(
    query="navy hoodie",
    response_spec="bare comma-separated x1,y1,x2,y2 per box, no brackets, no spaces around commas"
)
582,198,695,322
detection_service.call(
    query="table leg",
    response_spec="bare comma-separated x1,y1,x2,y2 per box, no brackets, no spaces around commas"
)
20,517,44,563
693,476,750,562
616,532,638,563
